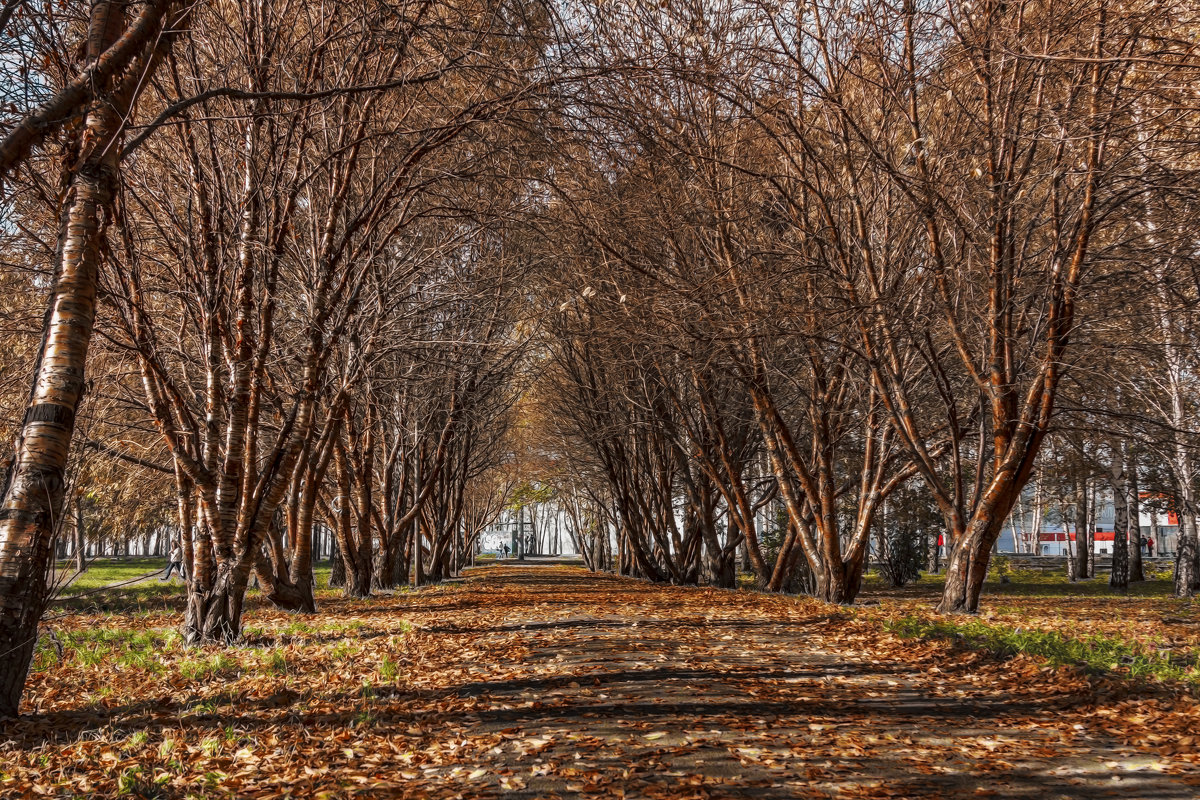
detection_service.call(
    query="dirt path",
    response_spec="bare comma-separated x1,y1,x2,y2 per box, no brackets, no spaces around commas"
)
9,561,1200,798
389,562,1199,799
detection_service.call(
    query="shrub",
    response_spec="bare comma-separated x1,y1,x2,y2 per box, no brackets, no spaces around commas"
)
989,555,1013,584
878,526,924,587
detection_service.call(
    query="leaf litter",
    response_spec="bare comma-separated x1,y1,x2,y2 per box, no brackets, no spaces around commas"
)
2,563,1199,798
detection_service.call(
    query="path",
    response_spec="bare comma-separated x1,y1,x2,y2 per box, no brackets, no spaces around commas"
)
11,561,1200,798
387,562,1199,799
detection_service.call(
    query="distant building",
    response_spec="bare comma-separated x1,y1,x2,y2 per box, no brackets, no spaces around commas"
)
998,489,1178,556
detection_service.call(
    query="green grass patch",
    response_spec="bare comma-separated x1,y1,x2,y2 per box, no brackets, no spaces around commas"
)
313,561,334,590
54,557,168,594
178,652,240,682
378,655,399,682
279,620,317,638
33,626,180,672
50,557,185,612
886,615,1200,683
863,565,1177,599
263,650,289,676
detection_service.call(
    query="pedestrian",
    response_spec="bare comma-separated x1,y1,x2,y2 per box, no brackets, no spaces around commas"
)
1146,536,1154,557
161,542,185,581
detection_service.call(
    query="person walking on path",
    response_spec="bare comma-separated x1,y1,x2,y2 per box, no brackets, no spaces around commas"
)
161,543,185,581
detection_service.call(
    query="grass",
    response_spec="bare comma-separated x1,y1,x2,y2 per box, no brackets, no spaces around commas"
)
279,620,318,638
54,557,168,593
857,563,1200,684
48,557,345,613
42,557,1197,689
264,650,289,676
10,561,1200,797
862,565,1178,599
886,615,1200,684
178,652,240,682
50,557,184,612
33,625,181,672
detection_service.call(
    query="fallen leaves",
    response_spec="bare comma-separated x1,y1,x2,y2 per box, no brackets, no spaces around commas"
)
4,564,1200,798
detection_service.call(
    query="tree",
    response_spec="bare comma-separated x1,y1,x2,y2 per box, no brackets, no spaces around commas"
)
0,0,185,718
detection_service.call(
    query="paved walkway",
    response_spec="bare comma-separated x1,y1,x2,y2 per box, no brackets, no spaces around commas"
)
386,563,1200,799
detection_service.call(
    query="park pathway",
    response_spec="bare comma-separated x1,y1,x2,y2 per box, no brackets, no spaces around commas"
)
380,561,1200,799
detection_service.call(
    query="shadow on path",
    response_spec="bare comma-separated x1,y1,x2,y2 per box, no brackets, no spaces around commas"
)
414,564,1200,799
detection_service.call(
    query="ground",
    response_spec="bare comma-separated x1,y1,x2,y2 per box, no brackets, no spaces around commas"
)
5,560,1200,798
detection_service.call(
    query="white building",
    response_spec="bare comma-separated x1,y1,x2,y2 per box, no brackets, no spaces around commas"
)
999,489,1178,556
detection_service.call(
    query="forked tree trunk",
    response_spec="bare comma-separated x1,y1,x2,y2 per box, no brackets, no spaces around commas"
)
184,557,255,645
700,525,736,589
255,552,316,613
342,562,370,598
375,542,397,589
814,553,868,605
936,522,993,614
261,575,316,613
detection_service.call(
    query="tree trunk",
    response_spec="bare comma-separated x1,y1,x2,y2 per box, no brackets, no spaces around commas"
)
1177,510,1199,596
1109,453,1130,590
329,536,345,588
343,557,372,598
1169,454,1200,596
700,522,736,589
936,523,992,613
937,488,1018,614
74,501,87,574
1073,477,1089,581
517,506,525,561
412,517,425,586
394,525,410,586
184,558,254,645
815,555,866,604
255,552,316,612
375,542,397,590
0,1,137,717
618,524,631,576
1128,453,1144,582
